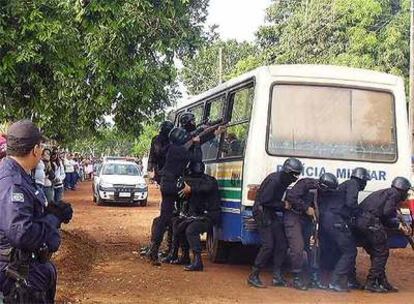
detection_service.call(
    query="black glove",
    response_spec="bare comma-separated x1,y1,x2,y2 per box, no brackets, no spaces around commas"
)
46,201,73,224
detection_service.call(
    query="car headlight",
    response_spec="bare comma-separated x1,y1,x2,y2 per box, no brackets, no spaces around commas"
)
100,182,114,189
135,183,147,189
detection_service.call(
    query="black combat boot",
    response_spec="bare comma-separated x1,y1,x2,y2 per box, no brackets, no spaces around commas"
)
146,242,161,266
292,273,308,291
310,272,327,289
184,251,204,271
348,274,363,290
171,249,191,265
329,275,350,292
379,275,399,293
364,276,387,293
161,244,178,264
271,270,288,287
247,267,266,288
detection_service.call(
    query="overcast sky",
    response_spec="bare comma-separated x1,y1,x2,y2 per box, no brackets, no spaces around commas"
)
206,0,272,42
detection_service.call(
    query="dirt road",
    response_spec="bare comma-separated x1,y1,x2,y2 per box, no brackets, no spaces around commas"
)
55,181,414,303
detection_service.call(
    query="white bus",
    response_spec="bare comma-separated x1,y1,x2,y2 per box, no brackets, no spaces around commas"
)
173,65,413,262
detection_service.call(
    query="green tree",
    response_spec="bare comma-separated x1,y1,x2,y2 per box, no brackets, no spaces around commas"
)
0,0,209,142
131,123,159,158
180,39,258,95
257,0,410,81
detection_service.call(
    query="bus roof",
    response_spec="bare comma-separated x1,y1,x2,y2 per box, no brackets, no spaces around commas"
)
177,64,402,109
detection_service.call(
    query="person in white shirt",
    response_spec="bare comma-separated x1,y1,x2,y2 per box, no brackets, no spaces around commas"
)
64,153,76,190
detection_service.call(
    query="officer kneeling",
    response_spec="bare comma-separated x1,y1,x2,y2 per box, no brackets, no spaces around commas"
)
175,161,221,271
0,120,73,304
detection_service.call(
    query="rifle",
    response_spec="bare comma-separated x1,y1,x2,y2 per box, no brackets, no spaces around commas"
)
309,189,320,270
183,118,228,150
396,209,414,251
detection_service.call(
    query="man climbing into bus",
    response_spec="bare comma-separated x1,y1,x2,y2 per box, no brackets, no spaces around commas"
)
354,177,412,293
318,167,371,292
247,158,303,288
284,173,338,291
146,127,202,266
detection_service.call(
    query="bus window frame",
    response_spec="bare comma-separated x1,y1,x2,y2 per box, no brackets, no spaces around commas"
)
217,83,255,161
265,81,399,164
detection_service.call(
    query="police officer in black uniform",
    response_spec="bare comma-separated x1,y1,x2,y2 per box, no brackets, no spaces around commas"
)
179,112,226,149
284,173,338,290
171,161,221,271
147,127,202,265
148,120,174,184
0,120,73,303
247,158,303,288
319,167,370,292
355,176,412,293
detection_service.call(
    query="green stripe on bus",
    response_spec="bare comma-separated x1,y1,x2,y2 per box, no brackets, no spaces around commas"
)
219,189,242,200
217,180,242,188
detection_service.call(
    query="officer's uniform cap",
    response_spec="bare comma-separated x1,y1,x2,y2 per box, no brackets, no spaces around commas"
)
7,120,47,150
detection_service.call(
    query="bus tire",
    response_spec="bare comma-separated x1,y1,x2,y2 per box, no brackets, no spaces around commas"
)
207,226,229,263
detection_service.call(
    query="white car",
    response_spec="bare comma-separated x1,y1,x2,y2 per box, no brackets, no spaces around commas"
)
92,160,148,206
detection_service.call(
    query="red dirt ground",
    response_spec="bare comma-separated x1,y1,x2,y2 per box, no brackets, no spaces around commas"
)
54,181,414,303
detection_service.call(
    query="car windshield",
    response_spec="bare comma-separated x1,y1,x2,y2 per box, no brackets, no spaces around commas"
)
102,163,141,176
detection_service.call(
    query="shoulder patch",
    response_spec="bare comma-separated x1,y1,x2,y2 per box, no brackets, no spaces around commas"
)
12,192,25,203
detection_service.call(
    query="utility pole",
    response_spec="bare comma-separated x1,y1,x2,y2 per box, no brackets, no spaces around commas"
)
218,47,223,84
410,0,414,152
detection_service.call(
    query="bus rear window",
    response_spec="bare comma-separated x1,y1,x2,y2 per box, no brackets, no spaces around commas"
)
267,84,397,162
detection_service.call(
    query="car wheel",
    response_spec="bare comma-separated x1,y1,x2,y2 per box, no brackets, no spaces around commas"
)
96,195,103,206
140,199,147,207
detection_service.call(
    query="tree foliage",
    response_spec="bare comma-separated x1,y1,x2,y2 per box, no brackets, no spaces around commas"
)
180,39,258,95
257,0,410,81
0,0,209,142
131,123,159,158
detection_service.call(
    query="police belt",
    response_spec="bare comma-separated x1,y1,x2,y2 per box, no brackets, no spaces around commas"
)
0,248,49,264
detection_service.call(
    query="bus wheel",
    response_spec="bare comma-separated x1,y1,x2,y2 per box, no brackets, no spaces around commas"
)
207,226,229,263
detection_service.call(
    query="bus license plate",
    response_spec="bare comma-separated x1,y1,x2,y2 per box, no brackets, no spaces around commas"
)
119,192,131,198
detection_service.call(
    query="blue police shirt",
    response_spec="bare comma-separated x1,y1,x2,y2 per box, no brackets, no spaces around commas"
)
0,157,61,271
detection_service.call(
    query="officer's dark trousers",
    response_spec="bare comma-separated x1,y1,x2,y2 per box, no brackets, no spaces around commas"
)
185,220,210,253
152,180,177,246
150,216,173,249
284,210,313,274
0,261,57,303
357,224,389,279
320,212,357,279
254,218,287,271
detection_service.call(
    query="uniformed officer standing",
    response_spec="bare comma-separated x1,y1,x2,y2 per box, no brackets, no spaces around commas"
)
0,120,73,303
173,161,221,271
247,158,303,288
319,167,370,292
147,127,202,265
284,173,338,290
147,120,174,184
355,177,412,293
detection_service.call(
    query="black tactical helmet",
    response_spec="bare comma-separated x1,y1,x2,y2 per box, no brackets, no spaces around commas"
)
179,112,195,127
351,167,371,181
391,177,412,192
169,127,190,145
282,158,303,175
188,161,205,176
319,173,338,190
160,120,174,136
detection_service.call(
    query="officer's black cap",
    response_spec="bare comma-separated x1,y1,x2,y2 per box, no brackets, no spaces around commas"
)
7,120,47,150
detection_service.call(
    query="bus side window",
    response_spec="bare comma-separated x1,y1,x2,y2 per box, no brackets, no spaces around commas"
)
220,86,254,159
188,103,205,126
202,96,225,161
